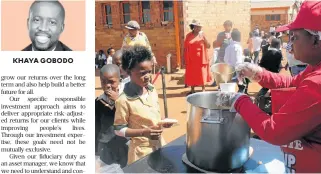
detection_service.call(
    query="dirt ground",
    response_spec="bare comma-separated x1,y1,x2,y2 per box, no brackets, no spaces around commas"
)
95,56,290,144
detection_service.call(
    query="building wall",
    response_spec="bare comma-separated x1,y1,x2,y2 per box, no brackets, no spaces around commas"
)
183,0,251,58
95,1,179,71
95,1,252,71
251,8,288,33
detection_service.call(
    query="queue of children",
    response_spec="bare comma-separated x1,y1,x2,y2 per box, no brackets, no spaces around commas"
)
95,45,175,173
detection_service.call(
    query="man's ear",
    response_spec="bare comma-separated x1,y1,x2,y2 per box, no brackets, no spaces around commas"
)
27,18,29,30
61,23,65,33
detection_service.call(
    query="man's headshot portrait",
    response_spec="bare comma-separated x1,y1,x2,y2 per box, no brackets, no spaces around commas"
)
24,0,71,51
1,0,85,51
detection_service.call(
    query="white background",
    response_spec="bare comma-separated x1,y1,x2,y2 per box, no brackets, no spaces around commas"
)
0,0,95,173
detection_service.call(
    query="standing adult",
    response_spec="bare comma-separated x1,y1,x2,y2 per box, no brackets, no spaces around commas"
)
246,32,254,58
216,1,321,172
184,19,211,95
122,20,157,65
269,24,276,34
252,31,263,64
98,50,107,68
276,23,283,45
260,30,265,37
254,24,260,34
213,20,233,63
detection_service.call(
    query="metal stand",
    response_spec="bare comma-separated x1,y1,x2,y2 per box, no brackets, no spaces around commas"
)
161,66,168,118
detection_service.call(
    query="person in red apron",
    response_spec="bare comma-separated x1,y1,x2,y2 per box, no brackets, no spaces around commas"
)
215,1,321,173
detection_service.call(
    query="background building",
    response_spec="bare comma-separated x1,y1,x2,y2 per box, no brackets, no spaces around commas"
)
250,0,301,34
95,0,251,72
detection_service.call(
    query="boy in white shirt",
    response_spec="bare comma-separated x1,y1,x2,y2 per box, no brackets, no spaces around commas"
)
106,47,115,64
251,31,263,64
224,29,243,67
224,29,245,92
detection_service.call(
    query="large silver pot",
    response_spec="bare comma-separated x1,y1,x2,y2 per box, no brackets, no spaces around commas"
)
186,91,250,172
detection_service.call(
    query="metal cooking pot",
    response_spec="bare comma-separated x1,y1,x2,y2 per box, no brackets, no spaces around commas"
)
186,91,250,172
211,63,235,84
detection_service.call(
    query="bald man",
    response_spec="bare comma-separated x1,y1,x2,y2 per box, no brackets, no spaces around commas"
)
22,0,72,51
95,64,128,171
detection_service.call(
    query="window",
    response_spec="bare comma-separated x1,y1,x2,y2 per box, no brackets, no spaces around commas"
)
121,2,131,24
163,1,173,22
103,4,112,27
141,1,151,23
265,14,281,21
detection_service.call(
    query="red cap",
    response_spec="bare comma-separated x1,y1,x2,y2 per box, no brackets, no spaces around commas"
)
276,1,321,32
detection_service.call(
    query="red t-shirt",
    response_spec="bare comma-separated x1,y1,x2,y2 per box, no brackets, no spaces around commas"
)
235,63,321,173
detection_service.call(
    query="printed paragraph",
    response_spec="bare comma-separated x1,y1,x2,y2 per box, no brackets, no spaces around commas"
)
0,75,88,173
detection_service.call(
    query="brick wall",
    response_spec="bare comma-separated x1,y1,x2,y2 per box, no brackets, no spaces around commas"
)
182,0,251,58
251,13,287,33
95,1,251,71
95,1,179,71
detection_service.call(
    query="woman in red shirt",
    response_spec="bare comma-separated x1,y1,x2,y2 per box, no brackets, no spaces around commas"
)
216,1,321,173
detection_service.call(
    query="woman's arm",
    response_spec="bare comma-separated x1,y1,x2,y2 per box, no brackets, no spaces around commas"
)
202,34,211,49
213,33,224,48
235,80,321,145
257,67,303,89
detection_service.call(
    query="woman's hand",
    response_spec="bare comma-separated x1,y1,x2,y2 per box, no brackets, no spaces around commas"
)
142,125,163,140
235,62,263,82
200,33,211,48
215,92,245,112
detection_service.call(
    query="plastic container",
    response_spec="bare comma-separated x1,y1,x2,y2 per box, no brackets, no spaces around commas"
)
220,83,237,92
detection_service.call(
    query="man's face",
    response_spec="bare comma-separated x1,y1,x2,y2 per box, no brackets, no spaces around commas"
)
224,24,232,32
27,2,64,51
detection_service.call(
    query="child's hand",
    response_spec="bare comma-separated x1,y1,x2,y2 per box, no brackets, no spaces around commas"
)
161,122,174,128
142,125,163,140
158,118,178,128
106,90,118,101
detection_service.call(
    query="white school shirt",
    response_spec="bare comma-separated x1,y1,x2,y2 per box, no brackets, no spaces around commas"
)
106,56,113,64
252,36,263,52
119,76,131,94
269,27,276,33
224,41,243,67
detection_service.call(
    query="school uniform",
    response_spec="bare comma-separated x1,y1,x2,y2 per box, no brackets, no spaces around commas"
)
114,82,166,165
95,93,129,170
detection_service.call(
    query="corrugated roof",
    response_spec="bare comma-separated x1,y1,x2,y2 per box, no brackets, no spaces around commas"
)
251,0,295,9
